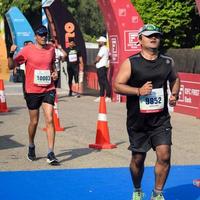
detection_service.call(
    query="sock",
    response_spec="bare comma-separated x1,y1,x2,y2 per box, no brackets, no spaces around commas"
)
134,187,142,192
48,149,53,154
153,189,162,197
29,144,35,148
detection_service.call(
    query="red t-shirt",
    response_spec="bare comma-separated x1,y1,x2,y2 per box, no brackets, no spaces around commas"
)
14,44,56,93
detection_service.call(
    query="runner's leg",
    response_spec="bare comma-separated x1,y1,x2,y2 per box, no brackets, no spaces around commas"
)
42,102,55,151
154,144,171,190
130,152,146,189
28,109,39,145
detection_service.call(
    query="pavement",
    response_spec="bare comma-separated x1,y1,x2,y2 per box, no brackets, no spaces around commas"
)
1,80,200,171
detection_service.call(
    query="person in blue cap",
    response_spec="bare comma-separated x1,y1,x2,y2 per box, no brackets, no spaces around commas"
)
114,24,180,200
8,25,59,165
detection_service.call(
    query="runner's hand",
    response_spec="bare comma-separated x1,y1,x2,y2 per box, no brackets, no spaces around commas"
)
139,81,152,96
169,95,177,107
10,44,17,52
51,71,58,81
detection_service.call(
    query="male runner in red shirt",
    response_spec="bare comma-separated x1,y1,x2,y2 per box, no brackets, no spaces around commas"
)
8,25,59,165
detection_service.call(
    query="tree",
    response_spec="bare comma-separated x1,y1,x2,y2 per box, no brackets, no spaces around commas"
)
1,0,105,42
0,0,41,31
131,0,200,49
0,0,40,17
62,0,105,41
73,0,105,41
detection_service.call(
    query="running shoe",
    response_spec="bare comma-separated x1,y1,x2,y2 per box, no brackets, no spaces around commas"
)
74,93,81,98
151,192,165,200
68,91,72,97
47,152,59,165
27,146,36,161
132,191,145,200
105,97,112,102
94,97,100,102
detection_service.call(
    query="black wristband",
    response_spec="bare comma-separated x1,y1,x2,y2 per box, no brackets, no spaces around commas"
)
9,52,14,57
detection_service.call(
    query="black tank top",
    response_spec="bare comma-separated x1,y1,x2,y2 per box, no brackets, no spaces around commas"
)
126,53,177,131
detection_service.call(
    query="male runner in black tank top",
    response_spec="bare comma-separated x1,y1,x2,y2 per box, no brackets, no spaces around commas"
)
114,24,180,200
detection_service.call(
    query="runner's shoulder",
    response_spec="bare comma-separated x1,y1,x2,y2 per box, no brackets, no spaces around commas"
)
159,54,174,66
129,53,141,62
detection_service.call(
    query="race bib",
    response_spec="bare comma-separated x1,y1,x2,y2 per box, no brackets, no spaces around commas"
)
34,70,51,86
139,88,164,113
69,54,77,62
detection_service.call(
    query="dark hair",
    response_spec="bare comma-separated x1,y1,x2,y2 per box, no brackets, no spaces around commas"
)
34,25,48,35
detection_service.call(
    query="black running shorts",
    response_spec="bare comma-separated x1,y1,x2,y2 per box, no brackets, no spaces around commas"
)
25,90,56,110
127,123,172,153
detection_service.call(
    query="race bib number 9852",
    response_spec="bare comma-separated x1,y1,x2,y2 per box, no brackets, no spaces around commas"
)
139,88,164,113
34,70,51,86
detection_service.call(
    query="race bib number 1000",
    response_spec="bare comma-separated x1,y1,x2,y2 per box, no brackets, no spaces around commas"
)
139,88,164,113
34,70,51,86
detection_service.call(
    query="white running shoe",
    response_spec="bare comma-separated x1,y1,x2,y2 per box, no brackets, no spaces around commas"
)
105,97,112,102
94,97,100,102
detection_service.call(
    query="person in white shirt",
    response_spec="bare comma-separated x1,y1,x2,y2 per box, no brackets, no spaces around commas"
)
94,36,111,102
49,39,67,88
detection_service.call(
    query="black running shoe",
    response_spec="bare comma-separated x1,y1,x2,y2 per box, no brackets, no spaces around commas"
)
68,91,72,97
74,93,81,98
27,146,36,161
47,152,59,165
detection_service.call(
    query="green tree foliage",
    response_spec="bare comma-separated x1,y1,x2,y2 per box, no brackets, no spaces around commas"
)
0,0,40,16
0,0,41,31
0,0,105,42
63,0,105,41
131,0,200,48
77,0,105,39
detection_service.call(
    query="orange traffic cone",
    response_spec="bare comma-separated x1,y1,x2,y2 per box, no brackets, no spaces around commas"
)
43,92,64,132
0,79,9,112
89,96,117,149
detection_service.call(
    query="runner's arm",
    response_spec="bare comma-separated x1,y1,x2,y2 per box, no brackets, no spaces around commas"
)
58,45,67,62
51,61,58,81
114,59,140,96
8,45,17,69
79,56,84,71
114,59,153,96
168,61,180,101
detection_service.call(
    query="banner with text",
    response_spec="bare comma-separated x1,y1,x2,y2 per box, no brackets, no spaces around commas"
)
174,73,200,118
5,7,35,54
97,0,143,101
43,0,86,64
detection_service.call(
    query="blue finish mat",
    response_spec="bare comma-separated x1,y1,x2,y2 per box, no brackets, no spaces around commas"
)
0,165,199,200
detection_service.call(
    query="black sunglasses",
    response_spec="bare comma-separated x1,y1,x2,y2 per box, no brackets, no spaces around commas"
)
145,33,161,38
37,33,48,37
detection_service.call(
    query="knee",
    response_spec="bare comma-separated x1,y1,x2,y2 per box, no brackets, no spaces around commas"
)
157,153,171,165
131,157,145,168
30,119,39,127
45,116,53,126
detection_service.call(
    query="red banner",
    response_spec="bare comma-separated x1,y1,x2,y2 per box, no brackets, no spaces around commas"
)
174,73,200,118
97,0,143,101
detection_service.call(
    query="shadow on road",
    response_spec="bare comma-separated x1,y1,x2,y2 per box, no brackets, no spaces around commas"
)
0,135,25,150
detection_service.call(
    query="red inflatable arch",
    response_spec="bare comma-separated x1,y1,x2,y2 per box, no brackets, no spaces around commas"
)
97,0,143,102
